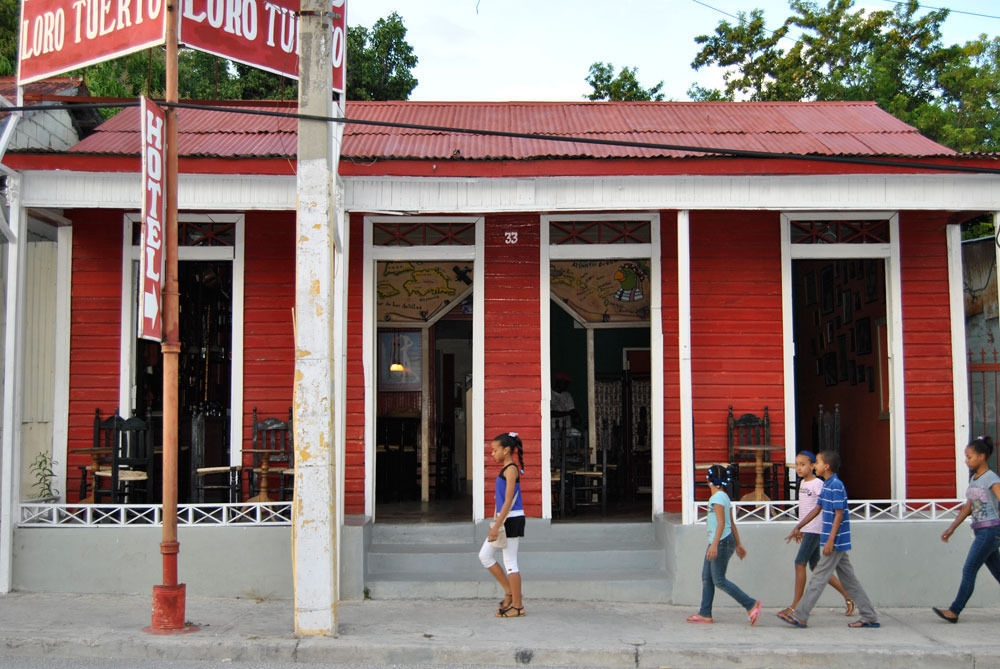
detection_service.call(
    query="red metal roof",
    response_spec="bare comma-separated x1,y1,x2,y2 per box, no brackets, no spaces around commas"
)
56,100,954,160
0,76,83,101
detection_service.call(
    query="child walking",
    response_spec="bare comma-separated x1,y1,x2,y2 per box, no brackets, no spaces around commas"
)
686,465,762,624
778,451,854,620
778,450,879,629
933,435,1000,623
478,432,526,618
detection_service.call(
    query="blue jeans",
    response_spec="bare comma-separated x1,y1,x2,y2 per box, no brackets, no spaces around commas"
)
950,525,1000,615
699,534,756,617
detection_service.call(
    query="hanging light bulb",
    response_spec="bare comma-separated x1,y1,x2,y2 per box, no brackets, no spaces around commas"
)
389,333,405,373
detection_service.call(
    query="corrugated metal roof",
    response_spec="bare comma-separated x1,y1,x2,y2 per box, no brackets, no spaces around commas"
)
61,100,956,160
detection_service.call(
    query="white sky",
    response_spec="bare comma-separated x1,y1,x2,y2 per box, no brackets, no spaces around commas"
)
346,0,1000,101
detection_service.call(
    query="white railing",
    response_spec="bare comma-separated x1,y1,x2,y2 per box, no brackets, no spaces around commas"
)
18,502,293,527
694,499,965,524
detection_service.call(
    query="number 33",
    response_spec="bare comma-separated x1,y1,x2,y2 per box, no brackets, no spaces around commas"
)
504,232,518,244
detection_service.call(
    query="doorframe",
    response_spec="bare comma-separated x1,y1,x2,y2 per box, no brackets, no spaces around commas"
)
780,211,905,498
362,216,485,521
540,212,663,519
118,213,245,465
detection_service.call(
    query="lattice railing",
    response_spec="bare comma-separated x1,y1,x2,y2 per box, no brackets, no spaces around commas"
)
18,502,292,527
694,499,965,524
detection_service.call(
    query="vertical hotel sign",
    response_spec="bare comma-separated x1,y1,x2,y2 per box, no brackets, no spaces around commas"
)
17,0,166,84
138,95,165,341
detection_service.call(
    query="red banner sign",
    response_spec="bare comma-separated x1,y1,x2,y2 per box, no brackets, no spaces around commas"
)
180,0,345,92
138,96,165,341
17,0,166,85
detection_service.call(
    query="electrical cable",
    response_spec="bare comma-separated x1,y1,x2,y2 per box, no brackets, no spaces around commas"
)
2,99,999,175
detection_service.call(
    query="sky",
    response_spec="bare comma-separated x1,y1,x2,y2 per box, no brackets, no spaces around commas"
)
346,0,1000,102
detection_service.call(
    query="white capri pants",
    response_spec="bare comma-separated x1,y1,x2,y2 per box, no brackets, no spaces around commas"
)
478,537,520,574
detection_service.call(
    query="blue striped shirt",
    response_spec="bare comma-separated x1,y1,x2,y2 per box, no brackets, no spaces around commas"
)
819,473,851,551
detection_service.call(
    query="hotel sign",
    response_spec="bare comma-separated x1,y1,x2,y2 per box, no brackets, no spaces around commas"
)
138,95,165,341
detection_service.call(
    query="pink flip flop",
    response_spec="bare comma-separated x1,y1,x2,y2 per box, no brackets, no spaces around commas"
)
748,600,762,625
686,614,713,624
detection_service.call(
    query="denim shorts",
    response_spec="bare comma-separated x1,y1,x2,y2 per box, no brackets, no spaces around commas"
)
794,532,821,568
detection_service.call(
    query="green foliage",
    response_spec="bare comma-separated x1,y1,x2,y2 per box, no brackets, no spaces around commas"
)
28,451,58,499
346,11,418,101
586,62,664,101
0,0,17,77
962,214,995,241
690,0,1000,152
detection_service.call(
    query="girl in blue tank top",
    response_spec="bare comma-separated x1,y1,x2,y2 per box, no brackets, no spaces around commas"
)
478,432,526,617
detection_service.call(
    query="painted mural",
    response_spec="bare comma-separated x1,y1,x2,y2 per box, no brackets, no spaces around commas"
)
550,259,650,323
376,261,473,323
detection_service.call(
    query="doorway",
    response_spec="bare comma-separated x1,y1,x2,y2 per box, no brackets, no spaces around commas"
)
373,261,474,521
134,261,233,501
792,258,890,498
549,258,652,521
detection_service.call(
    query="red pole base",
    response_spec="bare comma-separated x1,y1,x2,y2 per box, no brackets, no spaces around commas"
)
144,583,199,635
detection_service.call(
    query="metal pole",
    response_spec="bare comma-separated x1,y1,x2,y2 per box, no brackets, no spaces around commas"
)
146,0,194,635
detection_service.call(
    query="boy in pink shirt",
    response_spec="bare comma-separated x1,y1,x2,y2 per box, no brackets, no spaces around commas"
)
778,451,854,620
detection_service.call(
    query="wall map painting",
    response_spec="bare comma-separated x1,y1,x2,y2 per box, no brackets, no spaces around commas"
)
376,261,473,323
551,259,651,323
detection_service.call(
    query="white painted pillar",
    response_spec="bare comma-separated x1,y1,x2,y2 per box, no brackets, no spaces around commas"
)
779,215,797,468
677,211,694,524
887,214,907,500
292,0,337,635
947,222,970,497
0,174,26,593
650,215,663,517
52,225,73,501
586,327,595,464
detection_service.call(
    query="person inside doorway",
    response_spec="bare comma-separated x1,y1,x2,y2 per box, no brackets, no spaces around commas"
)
551,372,579,432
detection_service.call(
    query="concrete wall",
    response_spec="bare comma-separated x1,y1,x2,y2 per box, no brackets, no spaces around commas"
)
13,526,292,599
9,107,80,152
669,520,1000,609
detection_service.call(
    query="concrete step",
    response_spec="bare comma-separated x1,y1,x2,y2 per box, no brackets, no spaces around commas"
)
371,520,657,546
370,521,477,545
366,570,671,603
368,542,665,574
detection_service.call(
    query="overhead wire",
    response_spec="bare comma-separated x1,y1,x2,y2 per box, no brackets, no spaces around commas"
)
1,99,999,175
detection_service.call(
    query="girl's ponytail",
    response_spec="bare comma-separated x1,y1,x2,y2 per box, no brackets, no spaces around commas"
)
970,435,995,459
494,431,526,475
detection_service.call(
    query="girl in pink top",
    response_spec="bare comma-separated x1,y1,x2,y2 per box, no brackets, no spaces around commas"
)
779,451,854,620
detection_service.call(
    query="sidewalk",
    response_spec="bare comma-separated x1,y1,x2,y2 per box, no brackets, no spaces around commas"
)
1,592,999,668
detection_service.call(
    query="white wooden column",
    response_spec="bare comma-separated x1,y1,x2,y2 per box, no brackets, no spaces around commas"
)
587,327,595,464
677,211,694,523
947,222,970,497
1,175,26,593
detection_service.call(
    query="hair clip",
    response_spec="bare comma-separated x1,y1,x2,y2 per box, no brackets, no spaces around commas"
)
977,435,987,441
509,432,518,438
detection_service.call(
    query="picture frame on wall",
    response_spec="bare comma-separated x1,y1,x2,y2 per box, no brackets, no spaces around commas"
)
826,320,834,345
850,360,858,385
378,330,423,391
842,289,853,324
856,317,872,355
865,259,879,303
821,266,835,314
838,335,849,381
805,271,817,305
824,352,838,386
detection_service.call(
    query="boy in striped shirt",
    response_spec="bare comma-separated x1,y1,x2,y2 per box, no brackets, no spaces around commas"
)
778,450,880,628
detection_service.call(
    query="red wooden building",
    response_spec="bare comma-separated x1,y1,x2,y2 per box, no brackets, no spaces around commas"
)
2,99,994,549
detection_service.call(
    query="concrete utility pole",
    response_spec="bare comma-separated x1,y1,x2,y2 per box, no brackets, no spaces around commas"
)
292,0,339,636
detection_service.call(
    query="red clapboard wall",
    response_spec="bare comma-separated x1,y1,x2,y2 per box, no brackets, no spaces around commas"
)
689,211,785,495
64,209,125,502
900,212,956,498
240,211,295,465
344,213,366,515
483,214,542,517
659,212,682,512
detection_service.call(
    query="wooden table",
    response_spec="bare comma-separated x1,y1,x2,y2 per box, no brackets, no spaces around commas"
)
68,447,111,503
244,448,283,502
735,444,785,501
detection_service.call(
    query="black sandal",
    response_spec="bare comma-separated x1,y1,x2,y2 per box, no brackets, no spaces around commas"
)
497,593,512,614
496,605,525,618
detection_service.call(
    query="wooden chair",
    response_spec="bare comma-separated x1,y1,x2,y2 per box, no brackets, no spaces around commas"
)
693,419,740,500
78,408,114,501
247,407,293,501
93,409,154,503
570,429,608,516
191,410,242,503
728,405,783,500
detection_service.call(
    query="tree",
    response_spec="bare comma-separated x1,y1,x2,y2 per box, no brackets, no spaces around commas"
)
346,11,418,101
585,62,664,101
690,0,1000,152
0,0,16,77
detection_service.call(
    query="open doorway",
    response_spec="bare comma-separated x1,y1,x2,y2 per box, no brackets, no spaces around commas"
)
374,261,473,521
792,258,890,498
134,261,233,502
550,259,651,521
